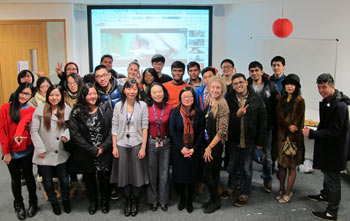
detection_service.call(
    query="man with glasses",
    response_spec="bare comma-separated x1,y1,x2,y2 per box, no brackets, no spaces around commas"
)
247,61,280,193
151,54,172,84
220,59,236,95
223,73,267,207
94,65,121,109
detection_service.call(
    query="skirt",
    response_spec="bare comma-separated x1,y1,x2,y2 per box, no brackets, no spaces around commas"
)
110,144,149,187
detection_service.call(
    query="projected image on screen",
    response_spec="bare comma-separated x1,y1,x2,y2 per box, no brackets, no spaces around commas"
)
88,6,212,78
100,29,187,67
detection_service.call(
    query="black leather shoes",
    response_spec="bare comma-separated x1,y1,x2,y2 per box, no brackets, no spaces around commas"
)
101,199,110,214
130,196,138,217
14,202,26,220
51,201,61,215
27,200,38,218
151,203,158,211
124,197,131,217
178,197,185,211
160,204,168,211
63,199,71,213
186,199,193,213
88,200,97,215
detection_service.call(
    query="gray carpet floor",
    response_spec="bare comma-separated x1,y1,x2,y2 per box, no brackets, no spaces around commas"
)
1,160,349,221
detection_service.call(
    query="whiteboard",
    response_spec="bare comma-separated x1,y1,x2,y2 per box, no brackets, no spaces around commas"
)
249,38,338,118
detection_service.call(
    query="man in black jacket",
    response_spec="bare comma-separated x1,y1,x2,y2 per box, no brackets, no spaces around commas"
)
247,61,280,193
303,73,350,220
223,73,267,207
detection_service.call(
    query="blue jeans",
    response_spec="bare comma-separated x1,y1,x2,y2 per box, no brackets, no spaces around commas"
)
262,129,273,182
39,163,69,202
227,143,255,196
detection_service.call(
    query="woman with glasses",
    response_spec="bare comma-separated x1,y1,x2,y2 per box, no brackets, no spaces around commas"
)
169,86,204,213
0,83,38,220
28,77,52,107
110,79,149,217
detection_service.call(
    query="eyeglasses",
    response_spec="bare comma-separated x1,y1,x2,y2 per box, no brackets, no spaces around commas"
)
67,82,77,86
233,81,245,86
19,92,32,97
95,73,109,79
181,96,194,100
66,68,77,71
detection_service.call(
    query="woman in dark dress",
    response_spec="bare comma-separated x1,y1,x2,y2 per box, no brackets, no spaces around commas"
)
169,86,204,213
68,83,113,214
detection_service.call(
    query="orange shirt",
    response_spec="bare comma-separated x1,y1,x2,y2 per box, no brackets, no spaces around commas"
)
163,81,191,108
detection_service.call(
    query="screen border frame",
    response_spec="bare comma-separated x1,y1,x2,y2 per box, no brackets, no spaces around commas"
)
87,5,213,72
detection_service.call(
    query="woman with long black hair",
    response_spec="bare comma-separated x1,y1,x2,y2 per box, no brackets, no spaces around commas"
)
110,79,149,217
0,83,38,220
30,85,71,215
68,83,113,215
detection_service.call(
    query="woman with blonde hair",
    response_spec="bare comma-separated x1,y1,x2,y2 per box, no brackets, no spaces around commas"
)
202,76,229,213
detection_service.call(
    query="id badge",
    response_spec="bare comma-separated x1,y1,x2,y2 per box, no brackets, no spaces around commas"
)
156,141,163,148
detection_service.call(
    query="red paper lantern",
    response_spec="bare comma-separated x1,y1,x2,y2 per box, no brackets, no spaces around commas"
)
272,18,293,38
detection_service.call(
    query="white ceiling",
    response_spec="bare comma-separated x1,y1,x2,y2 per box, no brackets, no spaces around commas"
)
0,0,272,5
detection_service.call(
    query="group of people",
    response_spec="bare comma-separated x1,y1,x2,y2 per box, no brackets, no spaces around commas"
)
1,54,349,221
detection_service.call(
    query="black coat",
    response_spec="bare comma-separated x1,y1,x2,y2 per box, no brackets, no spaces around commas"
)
309,89,350,172
248,76,280,129
68,102,113,173
169,108,204,183
225,87,267,147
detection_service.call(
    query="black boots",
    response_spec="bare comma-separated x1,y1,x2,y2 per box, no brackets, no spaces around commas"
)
124,197,131,217
27,200,38,218
101,199,110,214
204,197,221,213
88,200,98,215
51,201,61,215
130,196,138,217
124,196,138,217
14,201,26,220
62,199,71,213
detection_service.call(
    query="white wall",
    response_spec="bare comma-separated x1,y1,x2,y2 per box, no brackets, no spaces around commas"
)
213,0,350,98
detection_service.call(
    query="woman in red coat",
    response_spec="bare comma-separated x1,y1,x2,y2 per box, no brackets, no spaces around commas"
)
0,83,38,220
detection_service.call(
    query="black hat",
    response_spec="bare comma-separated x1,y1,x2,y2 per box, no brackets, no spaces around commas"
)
282,73,301,88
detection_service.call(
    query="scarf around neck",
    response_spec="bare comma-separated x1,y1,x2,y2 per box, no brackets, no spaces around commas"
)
180,105,196,148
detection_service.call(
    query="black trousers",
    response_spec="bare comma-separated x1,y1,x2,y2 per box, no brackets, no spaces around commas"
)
7,152,37,204
321,171,341,217
83,170,111,202
202,143,223,201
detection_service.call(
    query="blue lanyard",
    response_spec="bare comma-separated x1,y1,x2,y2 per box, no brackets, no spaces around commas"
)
126,112,133,126
152,103,165,137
